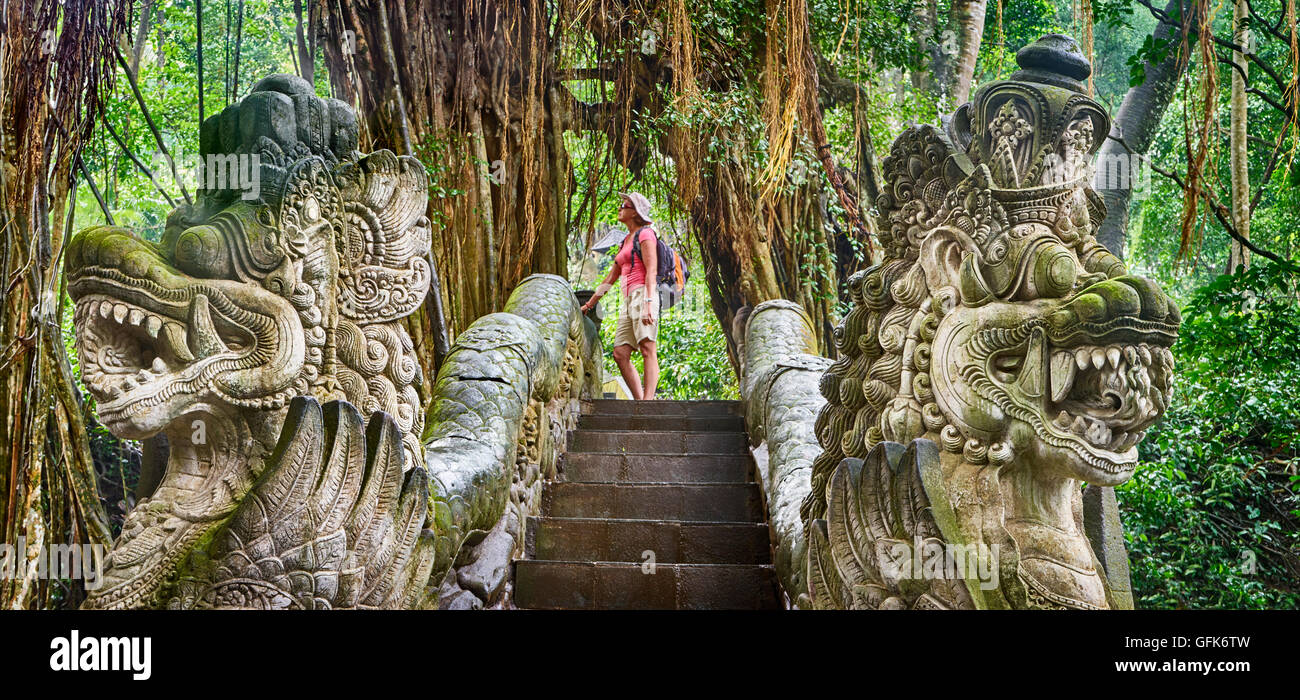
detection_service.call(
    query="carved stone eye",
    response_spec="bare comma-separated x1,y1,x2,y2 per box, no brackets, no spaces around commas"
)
1029,242,1079,298
173,225,229,279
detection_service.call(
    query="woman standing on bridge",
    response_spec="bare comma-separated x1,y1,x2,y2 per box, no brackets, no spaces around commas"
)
581,192,661,400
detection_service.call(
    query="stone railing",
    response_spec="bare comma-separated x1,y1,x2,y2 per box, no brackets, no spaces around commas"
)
737,300,830,606
423,273,603,608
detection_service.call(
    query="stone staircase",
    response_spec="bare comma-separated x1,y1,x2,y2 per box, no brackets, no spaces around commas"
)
513,399,783,609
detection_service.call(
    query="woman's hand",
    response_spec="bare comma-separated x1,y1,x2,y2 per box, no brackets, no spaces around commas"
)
641,294,657,326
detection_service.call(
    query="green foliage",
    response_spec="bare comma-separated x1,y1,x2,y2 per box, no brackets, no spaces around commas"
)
412,128,470,229
1119,262,1300,609
975,0,1068,85
809,0,919,76
75,0,323,239
650,296,742,401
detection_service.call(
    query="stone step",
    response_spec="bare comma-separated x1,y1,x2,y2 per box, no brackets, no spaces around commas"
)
526,516,772,565
543,482,763,521
577,413,746,432
560,452,753,484
582,399,742,417
513,561,782,610
568,430,748,455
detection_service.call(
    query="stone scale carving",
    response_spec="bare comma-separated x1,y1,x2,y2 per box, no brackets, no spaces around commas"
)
802,36,1181,609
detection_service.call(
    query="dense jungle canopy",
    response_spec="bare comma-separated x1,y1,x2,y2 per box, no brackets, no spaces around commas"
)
0,0,1297,609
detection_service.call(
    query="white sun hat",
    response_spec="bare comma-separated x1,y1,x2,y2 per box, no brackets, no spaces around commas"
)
619,191,654,223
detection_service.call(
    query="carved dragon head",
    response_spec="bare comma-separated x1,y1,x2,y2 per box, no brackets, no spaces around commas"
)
805,36,1180,609
67,75,432,608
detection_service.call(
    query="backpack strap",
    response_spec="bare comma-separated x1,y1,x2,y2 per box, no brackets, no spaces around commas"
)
629,225,656,264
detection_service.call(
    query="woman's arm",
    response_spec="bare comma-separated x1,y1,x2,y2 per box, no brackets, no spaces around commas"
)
580,259,621,312
638,230,658,325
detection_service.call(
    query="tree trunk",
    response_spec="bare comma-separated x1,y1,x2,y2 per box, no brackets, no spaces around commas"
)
129,0,155,75
294,0,317,85
1095,0,1199,256
319,0,571,386
0,0,125,609
1228,0,1250,272
570,1,855,368
947,0,987,107
910,0,941,97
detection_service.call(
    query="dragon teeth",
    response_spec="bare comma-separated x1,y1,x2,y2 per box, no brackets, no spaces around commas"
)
162,323,195,363
152,357,167,373
1111,430,1129,451
1085,419,1111,447
187,294,229,359
1048,341,1171,450
145,316,162,338
1107,371,1124,392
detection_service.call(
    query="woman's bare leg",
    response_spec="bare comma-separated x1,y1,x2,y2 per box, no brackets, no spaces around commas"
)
639,339,659,400
613,343,643,400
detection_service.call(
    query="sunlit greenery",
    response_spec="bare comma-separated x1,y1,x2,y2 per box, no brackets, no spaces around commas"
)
1122,262,1300,608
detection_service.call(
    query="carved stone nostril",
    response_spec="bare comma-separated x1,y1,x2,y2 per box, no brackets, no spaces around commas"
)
124,249,156,278
1048,308,1077,332
1070,292,1107,322
99,239,124,269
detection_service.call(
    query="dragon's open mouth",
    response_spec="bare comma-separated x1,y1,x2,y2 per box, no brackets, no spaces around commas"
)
1044,341,1172,452
986,321,1176,473
73,290,252,425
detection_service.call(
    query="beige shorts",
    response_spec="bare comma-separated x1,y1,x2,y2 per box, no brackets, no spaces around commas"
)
614,286,659,348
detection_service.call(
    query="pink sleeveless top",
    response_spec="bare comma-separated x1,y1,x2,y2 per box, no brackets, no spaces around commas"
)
614,227,656,292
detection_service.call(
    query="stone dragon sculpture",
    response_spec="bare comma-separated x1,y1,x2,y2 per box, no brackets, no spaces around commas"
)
802,36,1181,610
67,75,601,609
